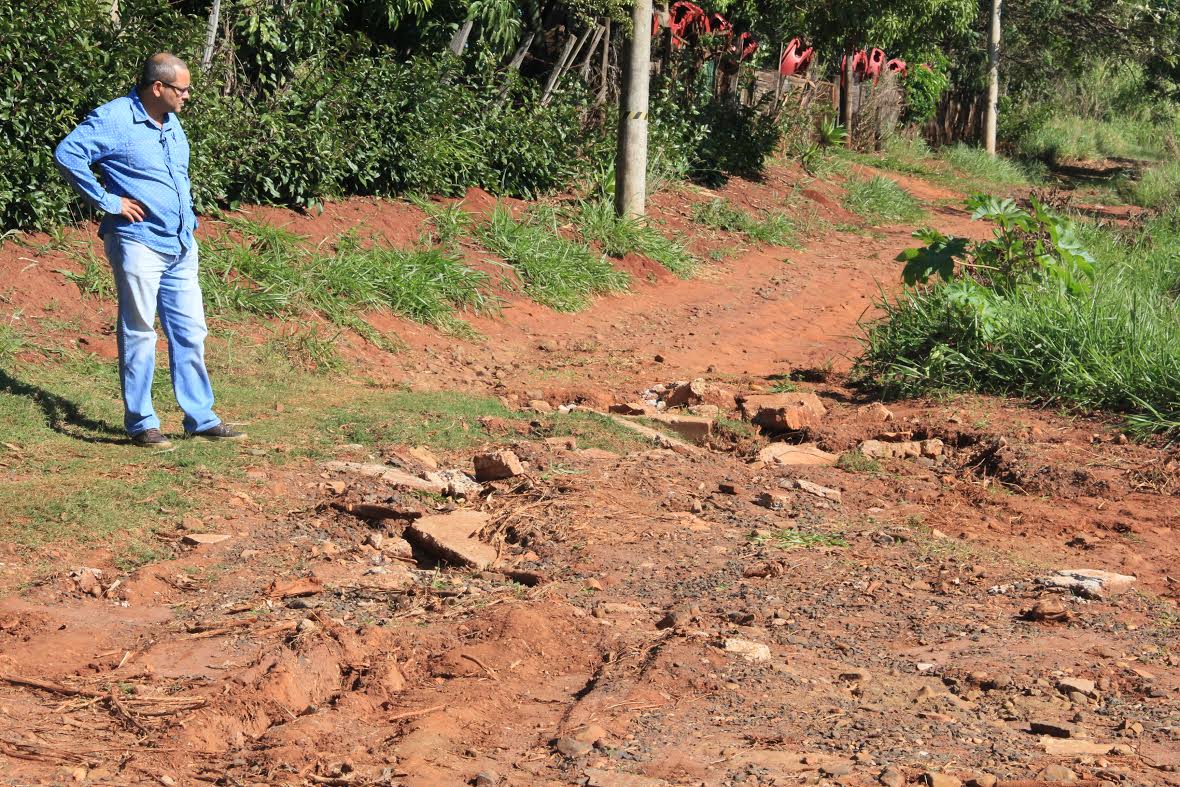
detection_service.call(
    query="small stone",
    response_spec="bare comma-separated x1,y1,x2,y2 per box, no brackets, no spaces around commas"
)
1042,569,1136,599
718,482,744,495
739,392,827,431
364,532,384,549
820,763,852,777
159,777,176,787
756,491,788,511
1058,677,1097,698
839,668,872,683
528,399,553,413
859,402,895,422
1022,597,1070,622
790,478,842,503
554,737,592,758
656,611,684,630
239,549,260,560
181,533,231,545
1037,764,1077,782
1030,718,1077,738
473,450,525,482
723,638,771,662
922,773,962,787
664,378,707,408
879,768,904,787
573,723,608,744
473,771,499,787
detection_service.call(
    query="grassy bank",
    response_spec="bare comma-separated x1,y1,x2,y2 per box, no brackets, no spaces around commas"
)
858,206,1180,437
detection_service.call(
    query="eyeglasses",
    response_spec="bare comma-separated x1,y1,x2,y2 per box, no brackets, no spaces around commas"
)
159,81,192,96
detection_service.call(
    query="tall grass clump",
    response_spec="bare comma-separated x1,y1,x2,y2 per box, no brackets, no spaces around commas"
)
199,219,492,338
858,199,1180,437
692,199,798,246
1126,159,1180,210
842,176,925,225
477,204,630,311
574,198,697,278
941,144,1033,186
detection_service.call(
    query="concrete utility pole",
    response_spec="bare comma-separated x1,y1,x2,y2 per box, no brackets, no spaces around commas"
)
201,0,221,71
615,0,652,219
984,0,1002,155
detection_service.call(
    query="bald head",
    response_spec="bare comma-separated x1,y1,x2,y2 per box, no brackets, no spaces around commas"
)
139,53,188,89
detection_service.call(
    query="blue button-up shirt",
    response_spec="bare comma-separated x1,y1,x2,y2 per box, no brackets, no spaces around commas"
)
54,88,197,255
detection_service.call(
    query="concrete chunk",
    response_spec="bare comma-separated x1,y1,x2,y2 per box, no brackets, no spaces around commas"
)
405,510,497,570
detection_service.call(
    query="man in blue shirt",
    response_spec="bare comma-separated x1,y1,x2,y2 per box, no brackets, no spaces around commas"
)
55,53,244,448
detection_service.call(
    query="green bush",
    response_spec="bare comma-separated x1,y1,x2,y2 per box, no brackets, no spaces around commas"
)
903,63,949,124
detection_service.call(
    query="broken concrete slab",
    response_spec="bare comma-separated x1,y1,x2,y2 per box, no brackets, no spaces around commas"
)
605,414,701,453
738,392,827,431
788,478,842,503
644,413,713,444
724,637,771,662
181,533,232,546
405,510,497,570
757,443,837,466
323,461,446,493
473,450,525,482
1041,569,1137,599
663,378,707,408
859,438,944,460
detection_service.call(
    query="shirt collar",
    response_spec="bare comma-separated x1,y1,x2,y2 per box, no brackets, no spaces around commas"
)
128,87,173,129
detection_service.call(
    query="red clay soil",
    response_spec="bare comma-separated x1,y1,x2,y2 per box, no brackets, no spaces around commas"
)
1,164,1178,786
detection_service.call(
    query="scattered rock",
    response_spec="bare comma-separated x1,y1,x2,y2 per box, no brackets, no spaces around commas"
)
1030,719,1078,738
472,771,499,787
583,768,668,787
1022,598,1071,623
72,567,104,597
789,478,842,503
739,392,827,431
266,577,324,599
755,491,789,511
1057,677,1097,699
473,450,525,482
757,443,837,466
922,773,962,787
1041,569,1136,600
879,768,905,787
859,438,944,460
966,776,998,787
324,461,446,493
718,482,744,496
820,763,853,777
428,469,484,499
181,533,231,546
664,378,707,408
1041,738,1115,756
1036,764,1077,782
573,723,609,744
839,668,872,683
859,402,895,422
646,413,713,444
405,510,497,570
554,737,592,758
723,638,771,662
528,399,553,414
609,402,650,416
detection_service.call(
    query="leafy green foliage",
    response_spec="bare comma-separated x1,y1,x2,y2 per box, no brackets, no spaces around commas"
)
819,117,848,148
898,196,1095,297
477,204,630,311
902,62,949,123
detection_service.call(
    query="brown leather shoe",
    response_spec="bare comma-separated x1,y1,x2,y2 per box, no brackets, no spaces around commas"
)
187,423,247,441
130,428,172,448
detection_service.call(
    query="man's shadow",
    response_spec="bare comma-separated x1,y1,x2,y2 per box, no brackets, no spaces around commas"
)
0,367,126,444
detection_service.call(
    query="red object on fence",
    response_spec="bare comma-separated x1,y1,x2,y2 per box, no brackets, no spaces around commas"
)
779,37,814,76
866,48,885,80
885,58,907,76
735,31,757,61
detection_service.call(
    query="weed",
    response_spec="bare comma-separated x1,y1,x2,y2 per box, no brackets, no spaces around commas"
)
573,198,697,277
818,117,848,148
714,416,756,440
0,321,25,358
1126,159,1180,209
57,250,114,299
941,144,1033,186
692,199,798,246
842,176,925,225
836,451,882,474
265,323,344,374
477,204,629,311
752,528,848,549
769,379,798,393
411,196,472,246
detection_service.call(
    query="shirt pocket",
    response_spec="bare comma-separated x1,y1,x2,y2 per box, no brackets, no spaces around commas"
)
119,137,165,174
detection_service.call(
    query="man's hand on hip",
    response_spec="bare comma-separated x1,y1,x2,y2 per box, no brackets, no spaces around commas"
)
118,197,147,222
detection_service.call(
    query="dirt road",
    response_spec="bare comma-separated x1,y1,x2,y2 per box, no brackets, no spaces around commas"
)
1,169,1177,786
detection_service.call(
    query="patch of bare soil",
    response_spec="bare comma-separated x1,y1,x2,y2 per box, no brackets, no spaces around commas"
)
2,165,1178,786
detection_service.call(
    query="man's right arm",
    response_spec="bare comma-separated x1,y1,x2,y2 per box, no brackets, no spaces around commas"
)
54,112,127,216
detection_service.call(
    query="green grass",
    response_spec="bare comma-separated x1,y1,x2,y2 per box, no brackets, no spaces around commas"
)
477,204,630,311
836,451,882,474
841,176,926,225
200,219,493,341
0,321,26,358
691,199,798,246
56,248,115,300
1126,159,1180,209
752,528,848,549
857,208,1180,437
941,144,1033,186
573,198,697,277
1015,114,1171,163
411,196,472,246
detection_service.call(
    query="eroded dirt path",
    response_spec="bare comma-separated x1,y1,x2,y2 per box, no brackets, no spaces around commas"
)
1,170,1178,787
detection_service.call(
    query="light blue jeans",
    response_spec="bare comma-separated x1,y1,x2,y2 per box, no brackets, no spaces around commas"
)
104,235,221,436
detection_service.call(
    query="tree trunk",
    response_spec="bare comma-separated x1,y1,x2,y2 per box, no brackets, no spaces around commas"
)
615,0,652,219
984,0,1002,154
842,46,855,148
201,0,221,71
449,19,474,56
